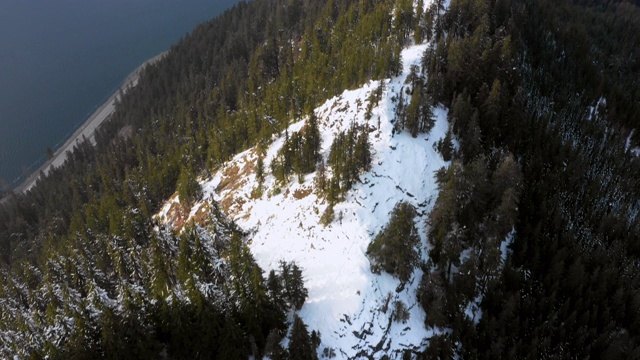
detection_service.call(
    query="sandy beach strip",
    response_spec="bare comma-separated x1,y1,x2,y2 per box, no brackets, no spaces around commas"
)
11,52,167,195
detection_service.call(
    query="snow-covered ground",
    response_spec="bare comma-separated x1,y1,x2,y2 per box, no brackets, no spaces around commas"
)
159,44,450,358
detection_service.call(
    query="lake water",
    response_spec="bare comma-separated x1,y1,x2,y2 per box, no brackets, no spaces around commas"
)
0,0,240,188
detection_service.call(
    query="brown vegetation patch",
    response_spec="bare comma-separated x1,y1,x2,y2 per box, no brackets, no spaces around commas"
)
233,196,246,214
216,164,240,192
163,200,219,231
216,154,257,195
240,206,253,221
293,187,312,200
165,201,190,230
220,195,234,214
192,202,212,227
220,194,247,216
242,152,257,175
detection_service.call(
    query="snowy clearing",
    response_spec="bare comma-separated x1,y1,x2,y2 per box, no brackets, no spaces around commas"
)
159,43,450,358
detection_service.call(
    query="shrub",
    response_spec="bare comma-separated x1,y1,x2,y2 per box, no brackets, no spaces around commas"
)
392,300,410,323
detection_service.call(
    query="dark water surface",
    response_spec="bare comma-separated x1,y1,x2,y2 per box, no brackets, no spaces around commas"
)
0,0,239,187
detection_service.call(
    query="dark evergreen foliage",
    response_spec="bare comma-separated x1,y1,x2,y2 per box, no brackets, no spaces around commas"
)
176,165,202,207
288,314,319,360
367,202,420,282
323,124,373,202
0,205,289,358
419,0,640,357
277,260,309,311
0,0,409,270
270,114,322,184
264,329,288,359
395,64,435,137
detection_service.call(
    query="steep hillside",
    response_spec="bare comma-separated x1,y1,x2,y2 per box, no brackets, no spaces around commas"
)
3,0,640,357
159,44,453,357
1,0,447,357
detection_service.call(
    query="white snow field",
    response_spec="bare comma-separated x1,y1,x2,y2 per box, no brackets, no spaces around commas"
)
158,43,451,358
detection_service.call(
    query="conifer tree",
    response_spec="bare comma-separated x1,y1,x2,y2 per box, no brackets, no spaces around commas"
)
302,113,322,172
176,165,202,207
437,128,454,161
395,91,406,133
264,329,287,360
288,315,318,360
267,269,287,314
415,0,425,44
280,261,309,311
354,129,373,172
216,316,247,359
367,202,420,282
326,125,373,200
256,153,265,185
481,79,502,144
288,262,308,310
406,86,423,137
271,115,322,184
460,111,482,160
314,158,328,195
393,0,415,45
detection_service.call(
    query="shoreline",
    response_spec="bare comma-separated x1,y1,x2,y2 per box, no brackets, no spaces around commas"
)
9,52,167,196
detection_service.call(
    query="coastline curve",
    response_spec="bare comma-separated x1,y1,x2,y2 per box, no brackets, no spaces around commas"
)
10,52,167,196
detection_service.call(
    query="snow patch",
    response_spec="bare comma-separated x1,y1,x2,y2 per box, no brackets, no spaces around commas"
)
500,228,515,264
160,42,452,358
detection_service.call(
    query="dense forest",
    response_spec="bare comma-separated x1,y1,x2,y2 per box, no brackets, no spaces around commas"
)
1,0,639,358
419,0,640,357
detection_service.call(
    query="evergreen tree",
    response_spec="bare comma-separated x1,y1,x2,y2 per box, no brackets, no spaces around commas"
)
264,329,287,359
405,85,423,137
288,315,318,360
437,128,454,161
176,165,202,207
354,129,372,172
302,113,322,172
280,261,309,311
267,269,288,314
367,202,419,282
393,0,415,45
481,79,502,144
256,153,265,185
216,316,248,359
271,115,322,184
314,158,328,194
414,0,425,44
326,125,372,200
394,91,406,132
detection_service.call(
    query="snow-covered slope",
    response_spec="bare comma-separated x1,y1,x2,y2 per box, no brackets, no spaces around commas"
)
158,44,450,358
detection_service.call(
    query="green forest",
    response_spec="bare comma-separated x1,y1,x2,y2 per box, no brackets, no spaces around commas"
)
1,0,639,358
